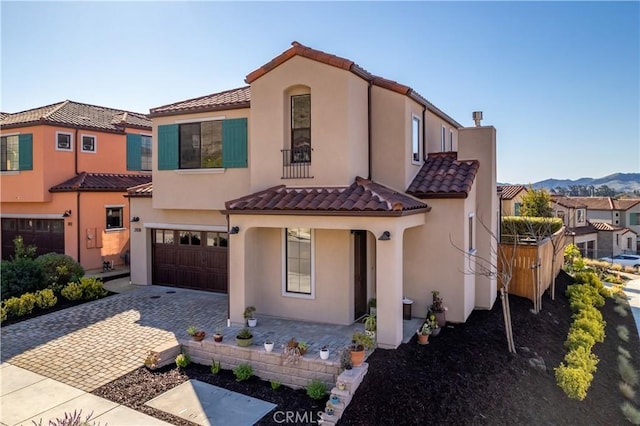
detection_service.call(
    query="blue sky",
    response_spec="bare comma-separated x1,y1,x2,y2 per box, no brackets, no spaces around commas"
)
1,1,638,184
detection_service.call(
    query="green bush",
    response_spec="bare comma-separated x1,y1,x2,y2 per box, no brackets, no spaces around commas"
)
500,216,563,239
564,346,599,374
564,328,596,352
61,282,83,301
233,363,253,382
3,293,37,318
35,253,84,290
306,379,326,400
34,288,58,309
572,317,605,343
0,305,6,323
78,277,107,300
0,257,47,300
555,363,592,401
175,353,190,368
271,380,281,390
211,359,221,375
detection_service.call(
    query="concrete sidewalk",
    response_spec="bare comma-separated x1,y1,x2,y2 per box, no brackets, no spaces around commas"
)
0,363,171,426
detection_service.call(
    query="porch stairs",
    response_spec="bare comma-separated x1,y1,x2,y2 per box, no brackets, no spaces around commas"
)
319,362,368,425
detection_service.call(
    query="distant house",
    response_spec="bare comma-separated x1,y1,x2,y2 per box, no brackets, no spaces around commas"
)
498,184,527,216
128,42,498,349
0,101,152,270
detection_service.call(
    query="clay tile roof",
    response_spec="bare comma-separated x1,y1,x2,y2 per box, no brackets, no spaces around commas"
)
551,196,640,211
613,198,640,210
49,172,152,192
245,41,461,128
225,176,429,216
406,152,479,199
149,86,251,117
551,196,588,209
589,220,623,232
566,223,598,236
126,182,153,198
0,100,151,132
498,185,527,200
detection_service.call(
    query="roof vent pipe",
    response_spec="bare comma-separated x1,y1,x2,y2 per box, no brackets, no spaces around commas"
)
472,111,483,127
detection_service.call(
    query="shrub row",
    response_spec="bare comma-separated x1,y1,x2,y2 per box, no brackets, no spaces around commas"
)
1,278,106,324
501,216,563,239
555,270,608,400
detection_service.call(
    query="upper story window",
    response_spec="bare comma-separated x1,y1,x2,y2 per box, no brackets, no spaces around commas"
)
81,135,96,153
106,206,124,229
468,213,475,253
291,94,311,163
449,129,454,151
441,125,446,152
141,135,152,171
180,121,222,169
576,208,585,225
411,116,421,164
1,135,19,171
630,213,640,226
56,131,73,151
615,233,620,247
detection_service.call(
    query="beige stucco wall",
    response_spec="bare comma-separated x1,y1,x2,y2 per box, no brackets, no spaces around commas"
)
151,108,251,210
425,111,458,154
249,55,369,191
501,190,527,216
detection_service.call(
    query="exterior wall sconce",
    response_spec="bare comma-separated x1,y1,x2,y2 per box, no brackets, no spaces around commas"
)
62,210,72,218
131,216,140,222
378,231,391,241
229,226,240,234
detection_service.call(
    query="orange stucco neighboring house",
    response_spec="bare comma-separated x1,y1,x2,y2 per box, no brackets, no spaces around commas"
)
128,42,498,348
0,101,152,270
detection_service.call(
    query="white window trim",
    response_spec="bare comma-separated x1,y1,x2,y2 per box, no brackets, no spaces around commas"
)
441,125,446,152
80,134,97,153
411,115,422,165
174,116,225,124
281,228,315,300
449,129,454,151
576,208,586,224
56,131,73,151
105,205,125,231
468,212,476,254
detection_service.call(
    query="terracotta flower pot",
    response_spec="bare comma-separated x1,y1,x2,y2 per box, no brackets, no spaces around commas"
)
192,331,206,342
417,332,430,345
350,348,365,367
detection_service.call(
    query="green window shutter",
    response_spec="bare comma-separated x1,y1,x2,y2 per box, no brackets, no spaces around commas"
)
157,124,179,170
18,134,33,170
630,213,639,226
126,134,142,171
222,118,248,168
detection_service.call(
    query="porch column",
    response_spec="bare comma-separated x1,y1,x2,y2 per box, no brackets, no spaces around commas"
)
228,226,246,326
375,228,404,349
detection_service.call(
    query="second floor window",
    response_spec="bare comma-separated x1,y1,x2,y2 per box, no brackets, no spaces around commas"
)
141,135,152,171
1,135,19,171
576,208,585,224
412,116,421,163
81,135,96,153
56,132,72,151
441,126,446,152
179,121,222,169
291,94,311,163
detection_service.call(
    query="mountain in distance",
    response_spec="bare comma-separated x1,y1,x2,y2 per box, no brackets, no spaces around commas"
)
500,173,640,193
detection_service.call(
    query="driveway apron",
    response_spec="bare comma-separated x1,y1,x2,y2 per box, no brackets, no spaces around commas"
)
0,285,229,392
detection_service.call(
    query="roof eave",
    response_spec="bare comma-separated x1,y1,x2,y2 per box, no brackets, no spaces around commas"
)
408,191,469,199
222,208,430,217
148,102,251,118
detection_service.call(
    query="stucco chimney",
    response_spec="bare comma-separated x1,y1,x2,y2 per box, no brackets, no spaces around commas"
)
472,111,483,127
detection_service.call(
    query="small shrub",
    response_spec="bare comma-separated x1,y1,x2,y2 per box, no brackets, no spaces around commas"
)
306,379,326,400
144,351,161,369
564,346,599,374
61,282,83,301
17,293,36,316
0,304,6,323
618,325,631,343
270,379,281,390
34,288,58,309
620,401,640,425
175,353,190,368
78,277,107,300
554,363,592,401
32,409,96,426
619,354,639,386
233,363,253,381
620,381,636,400
35,253,84,290
211,359,221,375
619,346,632,359
565,328,596,352
603,274,624,285
572,317,605,343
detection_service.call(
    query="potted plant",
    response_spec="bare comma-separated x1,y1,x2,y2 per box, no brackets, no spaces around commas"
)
244,306,257,327
349,331,374,367
186,325,206,342
320,346,330,360
368,298,377,316
417,321,433,345
264,340,274,352
430,290,447,327
427,313,441,336
213,326,223,342
330,394,340,405
364,314,376,339
236,327,253,347
298,341,308,355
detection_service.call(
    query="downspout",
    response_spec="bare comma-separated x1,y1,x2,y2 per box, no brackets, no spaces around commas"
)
367,80,372,180
76,192,81,264
74,128,79,175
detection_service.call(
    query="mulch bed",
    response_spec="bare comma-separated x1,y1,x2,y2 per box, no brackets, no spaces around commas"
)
92,272,640,425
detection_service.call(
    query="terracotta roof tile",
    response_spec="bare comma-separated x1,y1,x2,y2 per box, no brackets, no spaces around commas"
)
498,185,527,200
244,42,461,128
589,220,623,232
0,101,150,132
566,223,599,236
50,172,152,192
407,152,479,199
551,196,640,211
225,177,429,216
550,196,588,209
126,182,153,198
149,86,251,117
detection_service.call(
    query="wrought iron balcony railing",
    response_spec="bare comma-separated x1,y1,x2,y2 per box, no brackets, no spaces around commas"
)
281,147,313,179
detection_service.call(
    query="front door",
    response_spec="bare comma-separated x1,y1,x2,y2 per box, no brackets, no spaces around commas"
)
353,230,367,320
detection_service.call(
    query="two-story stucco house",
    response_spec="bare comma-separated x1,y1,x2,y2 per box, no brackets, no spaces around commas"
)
128,42,498,349
0,101,152,270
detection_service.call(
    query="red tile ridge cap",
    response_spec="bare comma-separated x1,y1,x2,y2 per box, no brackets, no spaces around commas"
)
42,100,69,120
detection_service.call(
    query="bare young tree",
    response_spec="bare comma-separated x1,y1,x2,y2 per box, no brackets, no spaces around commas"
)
451,216,519,354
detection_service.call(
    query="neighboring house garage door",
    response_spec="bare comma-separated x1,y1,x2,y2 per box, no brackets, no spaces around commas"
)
1,218,65,259
152,229,228,293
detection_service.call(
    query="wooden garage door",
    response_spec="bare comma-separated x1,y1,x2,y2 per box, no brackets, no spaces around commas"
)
1,218,65,259
152,229,228,293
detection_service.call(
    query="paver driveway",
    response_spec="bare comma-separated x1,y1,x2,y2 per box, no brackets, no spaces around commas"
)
1,285,228,392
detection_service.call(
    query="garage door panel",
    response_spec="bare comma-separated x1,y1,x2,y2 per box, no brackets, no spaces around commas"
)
1,219,64,259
